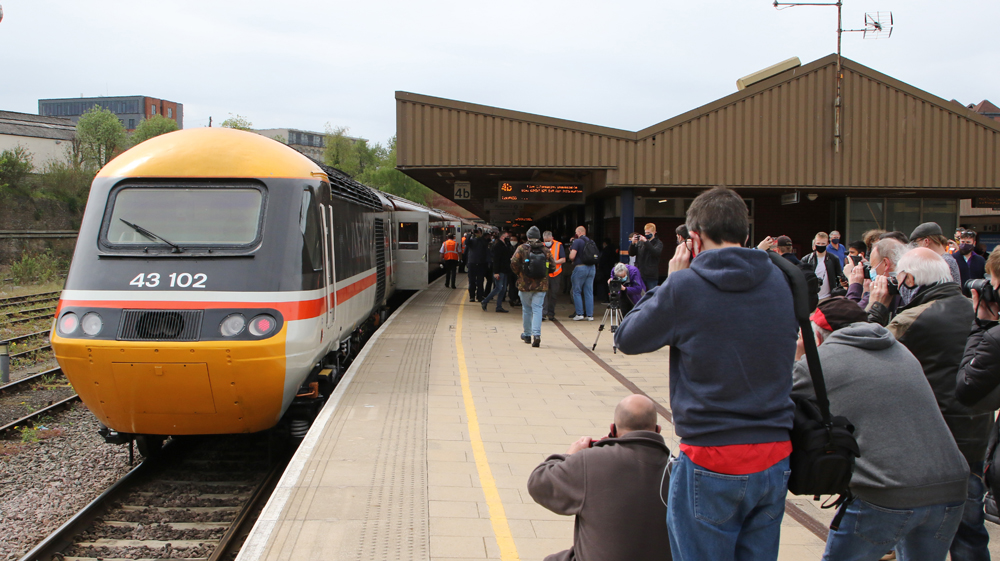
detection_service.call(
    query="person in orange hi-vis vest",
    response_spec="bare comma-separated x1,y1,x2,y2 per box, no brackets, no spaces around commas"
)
543,231,566,322
440,234,460,288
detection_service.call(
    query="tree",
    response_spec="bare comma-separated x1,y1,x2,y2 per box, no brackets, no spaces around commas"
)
220,114,253,131
130,114,180,146
76,105,127,168
0,146,34,197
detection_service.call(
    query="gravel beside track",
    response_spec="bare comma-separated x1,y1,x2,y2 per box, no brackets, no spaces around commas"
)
0,370,75,428
0,402,131,561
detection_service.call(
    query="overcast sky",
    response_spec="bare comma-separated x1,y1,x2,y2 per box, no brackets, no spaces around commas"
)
2,1,997,145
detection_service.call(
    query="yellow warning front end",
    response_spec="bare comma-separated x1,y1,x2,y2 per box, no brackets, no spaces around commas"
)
52,327,288,435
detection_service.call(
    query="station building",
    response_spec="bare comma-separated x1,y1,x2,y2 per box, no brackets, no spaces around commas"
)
395,54,1000,271
0,110,75,164
38,95,182,131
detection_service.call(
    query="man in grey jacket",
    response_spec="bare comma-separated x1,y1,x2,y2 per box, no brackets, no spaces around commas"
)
792,297,969,560
527,395,672,561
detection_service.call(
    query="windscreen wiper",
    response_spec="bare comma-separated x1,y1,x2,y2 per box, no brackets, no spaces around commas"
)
119,218,184,253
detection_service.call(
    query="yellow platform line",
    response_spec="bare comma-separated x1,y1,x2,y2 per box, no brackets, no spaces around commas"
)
455,299,521,561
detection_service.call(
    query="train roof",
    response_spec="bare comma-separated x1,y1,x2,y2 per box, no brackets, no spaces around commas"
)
97,128,325,180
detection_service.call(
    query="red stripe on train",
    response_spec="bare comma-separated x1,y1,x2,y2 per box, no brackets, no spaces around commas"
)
58,274,378,321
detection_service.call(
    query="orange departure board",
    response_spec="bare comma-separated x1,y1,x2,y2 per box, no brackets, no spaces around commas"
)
498,182,585,203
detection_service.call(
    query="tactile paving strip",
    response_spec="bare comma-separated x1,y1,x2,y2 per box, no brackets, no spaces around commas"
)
353,314,436,561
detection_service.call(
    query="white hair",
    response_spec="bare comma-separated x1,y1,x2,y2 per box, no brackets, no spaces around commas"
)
810,321,832,344
613,262,629,277
873,238,906,267
897,249,953,285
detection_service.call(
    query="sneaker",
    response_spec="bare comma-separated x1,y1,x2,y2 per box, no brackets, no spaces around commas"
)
532,336,540,348
568,313,577,318
572,315,586,321
541,316,547,321
481,301,488,311
496,307,509,313
469,297,476,302
547,315,556,322
521,334,531,344
586,316,594,321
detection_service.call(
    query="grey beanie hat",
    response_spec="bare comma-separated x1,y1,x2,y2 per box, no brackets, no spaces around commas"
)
910,222,943,240
527,226,541,240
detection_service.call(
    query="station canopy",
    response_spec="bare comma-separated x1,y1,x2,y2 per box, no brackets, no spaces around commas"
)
396,54,1000,225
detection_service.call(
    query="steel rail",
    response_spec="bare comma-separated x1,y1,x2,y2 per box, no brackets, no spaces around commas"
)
1,330,50,347
0,291,61,307
0,394,80,438
4,313,54,327
1,304,58,320
9,343,52,362
16,451,157,561
208,453,291,561
0,367,62,395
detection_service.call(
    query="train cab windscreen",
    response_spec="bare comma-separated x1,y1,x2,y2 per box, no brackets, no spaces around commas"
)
104,186,264,249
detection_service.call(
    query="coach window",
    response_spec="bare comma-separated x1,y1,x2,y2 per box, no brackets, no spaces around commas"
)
399,222,419,250
300,189,323,271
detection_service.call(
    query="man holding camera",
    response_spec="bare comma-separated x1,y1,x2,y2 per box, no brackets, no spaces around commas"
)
615,187,797,561
608,262,646,314
628,223,664,289
527,394,672,561
878,247,988,560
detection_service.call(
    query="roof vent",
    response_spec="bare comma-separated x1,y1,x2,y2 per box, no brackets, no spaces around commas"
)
737,57,801,91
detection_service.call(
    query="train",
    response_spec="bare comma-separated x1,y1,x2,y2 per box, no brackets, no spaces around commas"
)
50,127,477,453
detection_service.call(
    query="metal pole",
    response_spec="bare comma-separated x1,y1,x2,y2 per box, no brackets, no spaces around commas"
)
0,342,8,384
834,1,843,153
619,188,634,264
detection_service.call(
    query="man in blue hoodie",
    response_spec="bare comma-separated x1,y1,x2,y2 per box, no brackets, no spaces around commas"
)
615,187,797,561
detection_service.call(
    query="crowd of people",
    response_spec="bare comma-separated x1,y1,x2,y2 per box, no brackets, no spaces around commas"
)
515,187,1000,561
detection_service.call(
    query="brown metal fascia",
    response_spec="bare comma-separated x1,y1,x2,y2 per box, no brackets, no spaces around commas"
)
633,54,840,140
395,91,637,140
837,59,1000,134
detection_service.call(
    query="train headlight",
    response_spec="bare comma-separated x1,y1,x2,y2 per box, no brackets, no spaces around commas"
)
220,314,246,337
248,314,276,337
58,312,80,336
81,312,103,336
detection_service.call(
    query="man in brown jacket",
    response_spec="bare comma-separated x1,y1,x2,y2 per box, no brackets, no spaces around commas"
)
510,226,553,347
527,395,672,561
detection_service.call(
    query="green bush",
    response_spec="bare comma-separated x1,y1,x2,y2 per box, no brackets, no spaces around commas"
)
32,160,95,213
9,250,63,284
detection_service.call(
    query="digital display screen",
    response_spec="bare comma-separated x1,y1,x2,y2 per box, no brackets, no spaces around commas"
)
498,182,585,204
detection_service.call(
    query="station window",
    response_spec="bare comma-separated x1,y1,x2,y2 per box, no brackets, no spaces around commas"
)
152,104,157,115
399,222,419,250
847,198,957,241
167,108,172,119
128,119,135,129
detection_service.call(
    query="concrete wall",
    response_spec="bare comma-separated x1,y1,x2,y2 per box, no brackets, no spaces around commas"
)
0,134,71,166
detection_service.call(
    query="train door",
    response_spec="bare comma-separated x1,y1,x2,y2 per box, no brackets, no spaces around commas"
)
394,211,429,290
319,204,335,328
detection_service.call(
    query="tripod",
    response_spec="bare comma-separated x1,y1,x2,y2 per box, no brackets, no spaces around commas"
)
592,298,624,353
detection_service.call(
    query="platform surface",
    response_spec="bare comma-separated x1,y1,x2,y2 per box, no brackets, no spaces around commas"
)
237,277,847,561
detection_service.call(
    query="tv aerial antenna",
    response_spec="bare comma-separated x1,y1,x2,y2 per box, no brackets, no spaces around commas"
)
772,1,894,152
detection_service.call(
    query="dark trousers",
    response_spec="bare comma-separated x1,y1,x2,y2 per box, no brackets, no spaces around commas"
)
484,265,494,295
508,275,520,305
443,261,458,287
467,263,487,301
545,274,561,316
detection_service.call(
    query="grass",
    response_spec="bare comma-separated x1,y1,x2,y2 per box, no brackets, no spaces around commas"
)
0,277,64,299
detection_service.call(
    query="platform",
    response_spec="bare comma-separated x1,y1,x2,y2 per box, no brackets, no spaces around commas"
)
236,276,836,561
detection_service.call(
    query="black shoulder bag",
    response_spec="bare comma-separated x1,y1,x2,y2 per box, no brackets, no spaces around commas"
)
767,252,860,526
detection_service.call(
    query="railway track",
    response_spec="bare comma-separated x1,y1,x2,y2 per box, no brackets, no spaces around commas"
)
19,434,291,561
0,290,61,315
0,367,79,437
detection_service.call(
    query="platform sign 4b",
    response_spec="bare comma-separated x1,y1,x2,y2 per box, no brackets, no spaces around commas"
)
453,181,471,200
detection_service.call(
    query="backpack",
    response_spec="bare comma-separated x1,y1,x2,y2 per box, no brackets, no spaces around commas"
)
767,252,860,526
579,237,600,265
524,245,548,279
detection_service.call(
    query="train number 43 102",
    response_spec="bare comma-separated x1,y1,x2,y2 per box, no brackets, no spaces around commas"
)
129,273,207,288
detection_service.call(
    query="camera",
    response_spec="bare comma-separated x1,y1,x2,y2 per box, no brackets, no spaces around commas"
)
966,279,997,303
608,277,629,309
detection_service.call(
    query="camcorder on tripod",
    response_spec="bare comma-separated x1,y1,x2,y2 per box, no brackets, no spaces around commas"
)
592,277,628,352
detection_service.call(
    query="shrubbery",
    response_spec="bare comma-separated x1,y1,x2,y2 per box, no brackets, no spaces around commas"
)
9,250,64,284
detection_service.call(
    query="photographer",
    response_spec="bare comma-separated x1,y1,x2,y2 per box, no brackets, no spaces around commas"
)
615,187,797,561
628,223,664,289
608,262,646,314
857,238,905,323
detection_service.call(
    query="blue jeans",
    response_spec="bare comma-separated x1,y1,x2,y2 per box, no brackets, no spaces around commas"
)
667,452,789,561
519,290,545,337
571,265,595,317
951,461,991,561
824,498,964,561
483,273,508,310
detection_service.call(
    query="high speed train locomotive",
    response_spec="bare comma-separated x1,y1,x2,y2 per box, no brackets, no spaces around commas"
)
50,127,470,451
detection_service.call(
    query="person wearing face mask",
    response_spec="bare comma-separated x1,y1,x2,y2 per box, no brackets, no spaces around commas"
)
826,230,846,265
628,223,664,290
879,247,986,561
956,231,987,297
800,232,845,301
542,231,566,321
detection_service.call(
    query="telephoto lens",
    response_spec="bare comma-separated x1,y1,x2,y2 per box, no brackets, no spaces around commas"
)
965,279,997,303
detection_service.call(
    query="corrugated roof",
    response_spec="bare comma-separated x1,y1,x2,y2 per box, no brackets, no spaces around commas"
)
0,110,75,141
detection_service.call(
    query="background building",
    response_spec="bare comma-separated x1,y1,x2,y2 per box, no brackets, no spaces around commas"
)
38,96,182,131
255,128,365,161
0,110,75,164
